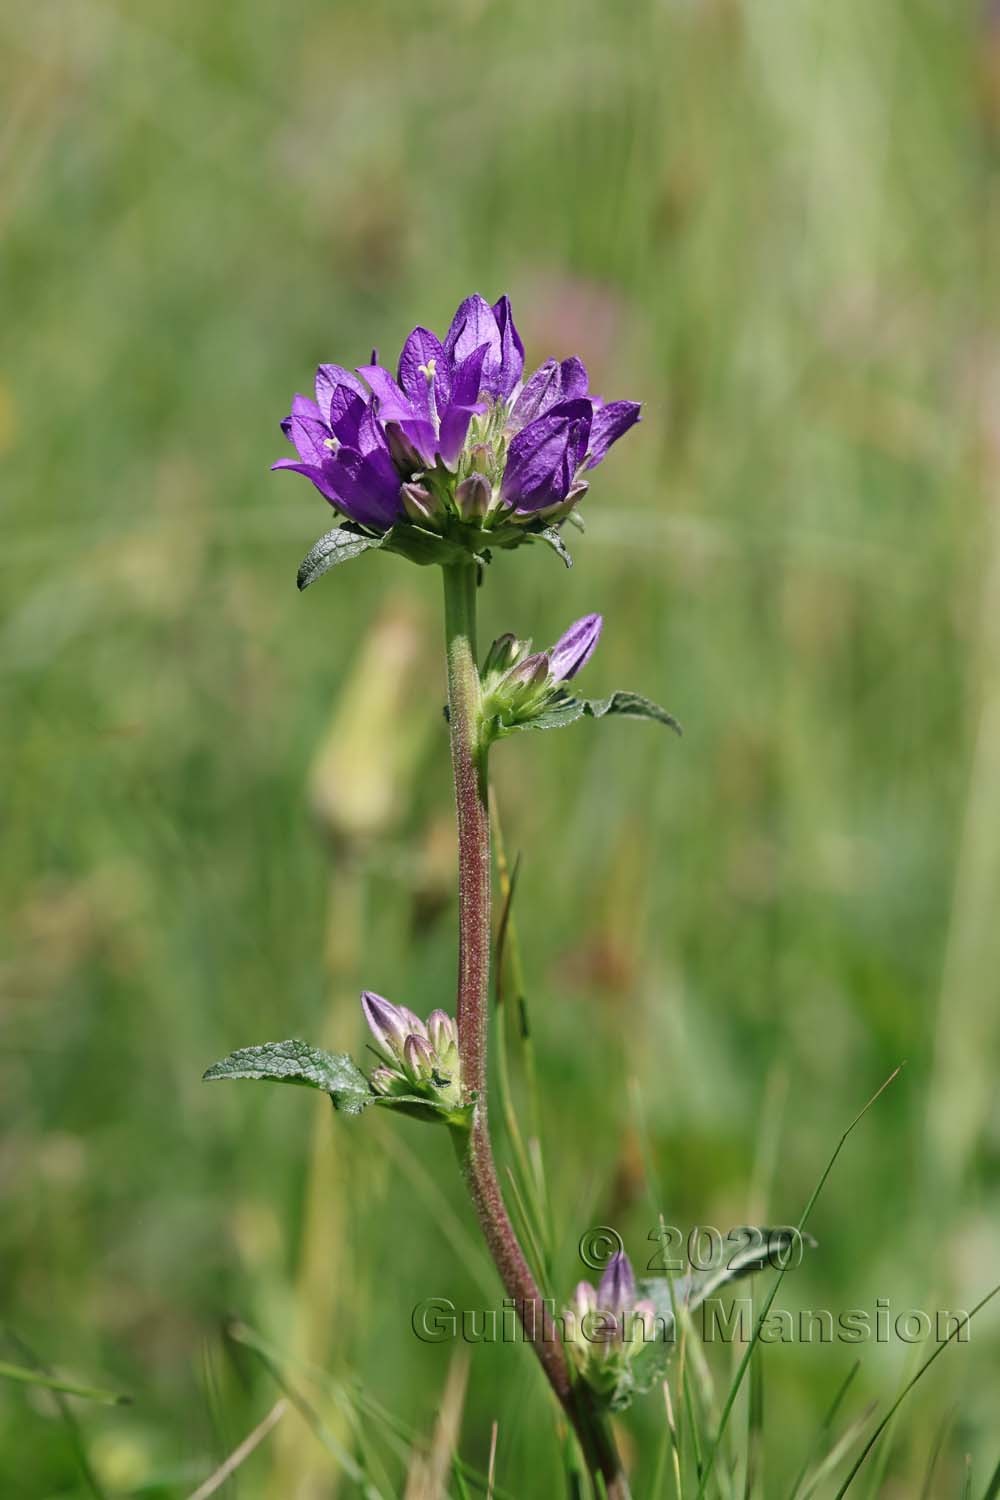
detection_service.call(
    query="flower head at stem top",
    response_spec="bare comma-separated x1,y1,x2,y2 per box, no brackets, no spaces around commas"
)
274,295,640,567
361,991,463,1110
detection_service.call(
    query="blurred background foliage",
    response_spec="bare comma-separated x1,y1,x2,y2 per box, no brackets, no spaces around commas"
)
2,0,1000,1493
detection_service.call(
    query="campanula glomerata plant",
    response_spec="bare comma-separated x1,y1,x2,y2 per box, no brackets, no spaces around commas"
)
205,293,677,1498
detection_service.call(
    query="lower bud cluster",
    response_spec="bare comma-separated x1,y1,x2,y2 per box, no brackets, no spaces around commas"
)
480,613,603,734
564,1253,660,1408
362,991,463,1110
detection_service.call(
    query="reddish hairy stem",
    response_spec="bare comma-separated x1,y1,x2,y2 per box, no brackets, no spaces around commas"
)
442,560,630,1500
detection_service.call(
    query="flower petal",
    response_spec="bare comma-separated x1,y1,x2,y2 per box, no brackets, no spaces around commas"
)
444,294,501,390
397,326,450,421
491,295,525,398
289,411,333,465
501,399,593,512
510,356,588,428
271,458,343,509
328,387,367,447
510,360,560,428
357,363,415,424
557,356,589,403
385,418,437,471
281,392,322,441
586,401,641,468
437,405,480,468
308,445,402,528
398,417,438,467
449,343,490,409
316,364,366,422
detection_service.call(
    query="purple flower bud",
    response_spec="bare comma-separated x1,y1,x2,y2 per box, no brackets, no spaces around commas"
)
455,472,492,520
361,991,409,1063
484,632,528,675
400,481,437,523
426,1009,457,1054
548,614,602,683
402,1032,436,1085
505,651,550,690
597,1252,636,1317
571,1280,598,1323
383,420,426,475
398,1006,428,1039
370,1067,400,1095
628,1299,658,1345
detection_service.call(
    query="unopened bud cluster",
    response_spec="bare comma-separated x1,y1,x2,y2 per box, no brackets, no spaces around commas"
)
362,991,462,1109
564,1253,659,1404
480,613,602,734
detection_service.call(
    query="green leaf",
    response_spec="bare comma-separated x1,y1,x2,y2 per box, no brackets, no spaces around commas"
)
536,526,573,568
583,691,682,734
203,1039,373,1116
637,1227,816,1338
297,526,384,591
494,689,680,740
525,699,587,732
629,1333,672,1399
373,1094,475,1128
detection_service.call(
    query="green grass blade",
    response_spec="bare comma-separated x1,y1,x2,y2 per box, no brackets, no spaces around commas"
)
786,1361,862,1500
982,1453,1000,1500
0,1359,129,1406
225,1321,384,1497
694,1066,903,1500
832,1282,1000,1498
917,1407,955,1500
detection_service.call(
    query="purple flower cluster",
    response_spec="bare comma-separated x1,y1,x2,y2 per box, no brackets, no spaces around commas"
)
274,294,640,537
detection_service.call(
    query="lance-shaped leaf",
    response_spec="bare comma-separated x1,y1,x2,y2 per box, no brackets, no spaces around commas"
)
496,690,680,739
204,1039,373,1116
628,1332,672,1400
582,691,682,734
297,526,385,591
536,526,573,568
0,1360,130,1407
636,1226,817,1340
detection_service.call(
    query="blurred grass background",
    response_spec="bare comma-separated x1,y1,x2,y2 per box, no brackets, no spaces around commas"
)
3,0,1000,1493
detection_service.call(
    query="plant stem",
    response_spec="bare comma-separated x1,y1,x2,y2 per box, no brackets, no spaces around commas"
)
441,558,630,1500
